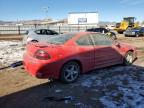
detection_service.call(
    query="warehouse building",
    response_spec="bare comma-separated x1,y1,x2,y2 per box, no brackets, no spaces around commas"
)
68,12,99,26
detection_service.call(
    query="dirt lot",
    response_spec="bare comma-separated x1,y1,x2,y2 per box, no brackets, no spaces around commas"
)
0,34,144,108
0,35,22,40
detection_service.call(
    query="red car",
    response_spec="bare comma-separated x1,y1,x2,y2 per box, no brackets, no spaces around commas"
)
23,32,137,83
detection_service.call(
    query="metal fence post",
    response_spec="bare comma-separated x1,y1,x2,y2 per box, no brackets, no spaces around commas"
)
69,26,71,32
85,26,87,31
18,26,20,35
59,26,61,34
34,24,37,29
77,25,80,31
47,25,49,29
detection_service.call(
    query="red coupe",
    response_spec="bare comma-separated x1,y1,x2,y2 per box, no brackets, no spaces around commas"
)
23,32,137,83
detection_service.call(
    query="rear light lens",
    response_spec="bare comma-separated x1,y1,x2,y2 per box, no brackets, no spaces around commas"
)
34,50,51,60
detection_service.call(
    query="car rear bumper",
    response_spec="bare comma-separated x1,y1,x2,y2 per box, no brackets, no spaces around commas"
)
23,54,60,79
125,34,136,37
124,33,136,37
124,31,137,36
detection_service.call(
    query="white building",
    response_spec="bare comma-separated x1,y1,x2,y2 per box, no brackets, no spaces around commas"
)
68,12,99,26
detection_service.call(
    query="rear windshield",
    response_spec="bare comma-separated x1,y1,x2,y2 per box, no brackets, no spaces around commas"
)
47,33,76,44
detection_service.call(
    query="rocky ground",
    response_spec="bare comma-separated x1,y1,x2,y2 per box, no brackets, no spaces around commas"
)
0,35,144,108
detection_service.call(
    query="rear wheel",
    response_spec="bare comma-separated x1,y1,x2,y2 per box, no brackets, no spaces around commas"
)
123,51,134,65
60,61,80,83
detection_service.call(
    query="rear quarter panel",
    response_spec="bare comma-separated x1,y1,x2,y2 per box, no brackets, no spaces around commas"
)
118,43,137,58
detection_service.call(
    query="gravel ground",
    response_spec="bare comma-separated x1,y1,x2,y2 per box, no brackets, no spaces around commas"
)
0,35,144,108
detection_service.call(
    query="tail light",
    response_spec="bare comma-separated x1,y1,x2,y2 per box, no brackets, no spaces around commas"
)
34,50,51,60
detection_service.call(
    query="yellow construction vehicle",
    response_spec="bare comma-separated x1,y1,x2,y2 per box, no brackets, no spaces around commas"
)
115,17,139,34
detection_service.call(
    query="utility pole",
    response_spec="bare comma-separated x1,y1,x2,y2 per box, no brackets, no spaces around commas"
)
42,6,49,19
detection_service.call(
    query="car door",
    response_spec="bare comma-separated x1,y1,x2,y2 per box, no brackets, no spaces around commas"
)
100,28,109,34
76,34,95,72
142,28,144,36
91,33,122,68
94,28,100,33
139,28,144,36
35,29,48,41
99,28,104,33
31,29,44,41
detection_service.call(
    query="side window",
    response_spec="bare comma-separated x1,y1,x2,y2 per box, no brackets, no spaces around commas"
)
86,29,93,32
41,29,47,35
46,30,52,35
76,35,92,46
91,34,113,46
35,30,41,34
50,30,58,35
99,28,103,33
35,29,46,35
94,28,100,32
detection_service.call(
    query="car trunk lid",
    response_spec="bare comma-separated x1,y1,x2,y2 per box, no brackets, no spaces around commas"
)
26,42,62,59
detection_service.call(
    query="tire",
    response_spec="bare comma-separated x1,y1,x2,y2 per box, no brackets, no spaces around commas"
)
135,33,139,37
60,61,80,83
110,32,117,40
123,51,134,66
118,31,123,34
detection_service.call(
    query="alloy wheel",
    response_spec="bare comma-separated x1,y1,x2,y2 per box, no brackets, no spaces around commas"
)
124,51,134,65
61,62,80,83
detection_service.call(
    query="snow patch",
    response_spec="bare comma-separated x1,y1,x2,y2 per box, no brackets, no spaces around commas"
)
0,41,25,65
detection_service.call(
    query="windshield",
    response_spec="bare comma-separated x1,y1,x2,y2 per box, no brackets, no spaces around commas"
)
123,17,135,24
47,33,76,44
126,27,140,31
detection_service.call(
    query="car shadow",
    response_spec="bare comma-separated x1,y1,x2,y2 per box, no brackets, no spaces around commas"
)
0,64,144,108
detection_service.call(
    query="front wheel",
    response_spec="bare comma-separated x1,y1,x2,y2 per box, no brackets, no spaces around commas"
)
123,51,134,66
135,33,139,37
118,31,123,34
60,61,80,83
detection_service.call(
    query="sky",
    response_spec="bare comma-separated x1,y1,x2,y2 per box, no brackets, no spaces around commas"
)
0,0,144,22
